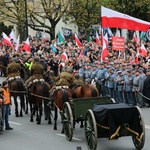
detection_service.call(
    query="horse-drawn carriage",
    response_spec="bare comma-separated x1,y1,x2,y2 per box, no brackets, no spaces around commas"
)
62,97,145,150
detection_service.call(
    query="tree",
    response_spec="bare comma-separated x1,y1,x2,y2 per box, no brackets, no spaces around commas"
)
28,0,71,40
65,0,101,35
0,0,27,41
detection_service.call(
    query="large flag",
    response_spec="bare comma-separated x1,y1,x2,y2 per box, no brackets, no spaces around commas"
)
75,33,82,47
101,39,109,62
139,44,147,57
61,52,68,61
96,31,100,44
22,37,31,52
57,31,65,44
9,30,17,43
101,6,150,31
2,32,12,47
15,35,20,51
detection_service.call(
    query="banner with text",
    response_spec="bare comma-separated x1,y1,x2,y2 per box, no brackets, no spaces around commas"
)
112,36,125,50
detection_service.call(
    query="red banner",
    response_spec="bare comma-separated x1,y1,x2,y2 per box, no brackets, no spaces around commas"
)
112,36,125,50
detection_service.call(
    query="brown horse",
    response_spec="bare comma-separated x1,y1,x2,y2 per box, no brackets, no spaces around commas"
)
8,79,26,117
52,87,73,133
72,84,99,98
28,81,51,125
72,83,99,128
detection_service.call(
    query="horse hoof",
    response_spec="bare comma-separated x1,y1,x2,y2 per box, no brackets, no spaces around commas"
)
20,114,23,117
54,127,57,130
16,115,19,117
37,122,41,125
30,119,34,122
48,121,52,124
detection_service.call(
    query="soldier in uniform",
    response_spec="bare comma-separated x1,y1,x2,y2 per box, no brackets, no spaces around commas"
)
78,64,86,82
132,70,143,107
124,69,135,106
85,64,92,81
104,66,111,95
97,62,107,96
116,71,124,103
106,67,115,99
73,74,84,86
24,57,44,88
91,65,98,80
6,57,21,79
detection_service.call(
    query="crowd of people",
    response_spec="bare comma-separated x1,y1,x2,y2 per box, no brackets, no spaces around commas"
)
0,33,150,132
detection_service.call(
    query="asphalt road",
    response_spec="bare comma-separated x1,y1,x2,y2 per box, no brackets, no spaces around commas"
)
0,77,150,150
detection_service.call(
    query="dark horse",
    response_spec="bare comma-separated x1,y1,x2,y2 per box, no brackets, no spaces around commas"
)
28,81,51,125
52,87,72,133
8,79,26,117
72,84,99,98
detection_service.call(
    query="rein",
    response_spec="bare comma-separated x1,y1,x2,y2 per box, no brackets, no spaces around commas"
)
9,90,26,93
30,93,50,100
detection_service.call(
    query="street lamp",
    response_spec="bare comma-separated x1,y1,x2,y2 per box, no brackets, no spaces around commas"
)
24,0,28,39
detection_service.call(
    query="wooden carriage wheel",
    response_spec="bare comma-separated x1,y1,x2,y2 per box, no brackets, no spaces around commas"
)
84,109,97,150
62,102,73,141
132,106,145,150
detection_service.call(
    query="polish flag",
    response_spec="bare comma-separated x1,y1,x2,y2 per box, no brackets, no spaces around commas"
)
22,37,31,52
101,39,109,62
15,35,20,51
133,32,140,44
9,30,17,43
2,32,12,47
103,32,108,47
75,33,82,47
101,6,150,31
61,52,68,61
139,44,147,57
96,31,100,44
135,49,140,64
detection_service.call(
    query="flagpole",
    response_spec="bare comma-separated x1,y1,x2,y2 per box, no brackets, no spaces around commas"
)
25,0,28,39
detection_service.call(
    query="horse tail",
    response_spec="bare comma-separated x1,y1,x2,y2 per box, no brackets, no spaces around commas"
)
17,80,25,111
62,89,69,105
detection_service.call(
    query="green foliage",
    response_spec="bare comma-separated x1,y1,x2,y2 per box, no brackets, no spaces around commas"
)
65,0,101,34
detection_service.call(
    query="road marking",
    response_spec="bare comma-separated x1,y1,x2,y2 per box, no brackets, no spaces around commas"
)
57,133,82,141
9,121,22,126
145,125,150,130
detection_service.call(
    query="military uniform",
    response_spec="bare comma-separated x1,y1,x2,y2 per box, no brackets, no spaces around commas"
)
55,72,74,87
116,71,124,103
7,61,21,78
124,70,135,105
132,71,143,107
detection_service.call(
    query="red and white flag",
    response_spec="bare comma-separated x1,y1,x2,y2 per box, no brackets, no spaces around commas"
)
139,44,147,57
133,32,140,44
101,39,109,62
22,37,31,52
9,30,17,43
75,33,82,47
103,32,108,47
101,6,150,31
96,31,100,44
2,32,12,47
61,52,68,61
15,35,20,51
135,49,140,64
118,50,121,60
